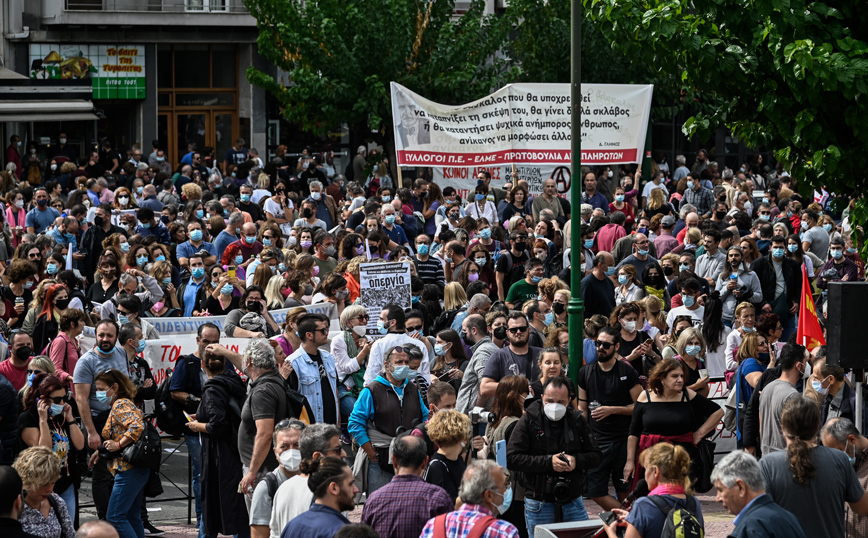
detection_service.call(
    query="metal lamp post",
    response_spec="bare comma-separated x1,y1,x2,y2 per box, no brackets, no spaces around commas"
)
568,0,585,382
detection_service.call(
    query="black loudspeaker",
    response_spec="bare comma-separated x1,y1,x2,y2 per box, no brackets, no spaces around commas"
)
826,282,868,369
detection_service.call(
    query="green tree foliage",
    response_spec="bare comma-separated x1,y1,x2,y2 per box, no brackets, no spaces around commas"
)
243,0,515,138
586,0,868,247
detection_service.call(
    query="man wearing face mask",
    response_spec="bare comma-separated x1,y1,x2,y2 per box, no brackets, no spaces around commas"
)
178,223,218,269
365,305,431,386
751,235,801,341
524,300,552,349
349,346,429,495
312,230,338,276
52,131,77,164
821,418,868,537
250,419,306,538
496,232,530,302
817,237,859,290
0,332,34,391
293,199,328,232
134,207,171,244
758,342,809,455
616,234,657,284
413,234,446,295
813,362,864,429
507,377,602,537
506,259,545,311
581,253,616,318
457,314,503,414
81,204,127,285
25,187,60,235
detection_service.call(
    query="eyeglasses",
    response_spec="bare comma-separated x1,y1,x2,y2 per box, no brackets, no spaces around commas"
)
354,315,369,322
314,327,329,335
406,324,423,333
275,419,306,431
322,446,343,455
26,369,44,375
47,395,69,404
507,326,529,334
595,340,615,349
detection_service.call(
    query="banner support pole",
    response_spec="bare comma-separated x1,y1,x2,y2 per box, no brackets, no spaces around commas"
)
567,0,585,382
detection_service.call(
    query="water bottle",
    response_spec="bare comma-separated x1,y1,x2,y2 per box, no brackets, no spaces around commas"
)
589,400,601,414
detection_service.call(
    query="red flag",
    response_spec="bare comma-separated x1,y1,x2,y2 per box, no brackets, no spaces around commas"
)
797,264,825,351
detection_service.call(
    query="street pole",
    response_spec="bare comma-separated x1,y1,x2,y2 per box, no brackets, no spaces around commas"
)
568,0,585,384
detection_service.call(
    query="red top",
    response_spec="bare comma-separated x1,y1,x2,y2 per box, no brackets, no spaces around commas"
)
0,357,29,391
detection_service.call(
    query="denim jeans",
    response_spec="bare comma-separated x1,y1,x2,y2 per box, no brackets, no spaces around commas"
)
185,434,203,522
367,460,393,495
781,313,797,342
107,466,150,538
524,496,589,538
337,385,357,424
58,484,76,519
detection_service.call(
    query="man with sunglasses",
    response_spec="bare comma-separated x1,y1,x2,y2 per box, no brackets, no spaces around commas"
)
365,305,431,387
495,231,530,302
287,314,339,425
479,312,541,401
577,326,642,512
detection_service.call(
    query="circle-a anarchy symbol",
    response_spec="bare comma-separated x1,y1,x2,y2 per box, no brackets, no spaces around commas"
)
551,166,571,194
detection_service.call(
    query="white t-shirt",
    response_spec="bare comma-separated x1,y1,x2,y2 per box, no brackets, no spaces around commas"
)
264,197,295,235
705,325,733,377
665,305,705,331
252,189,271,205
642,181,669,200
270,474,314,538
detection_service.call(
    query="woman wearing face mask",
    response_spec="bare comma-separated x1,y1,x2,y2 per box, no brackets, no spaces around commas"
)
31,284,70,354
466,245,496,297
337,232,364,262
85,254,119,304
483,375,530,537
87,369,149,538
641,263,669,309
148,260,180,317
615,265,646,307
660,316,692,361
6,189,27,248
454,260,481,292
430,329,469,392
113,187,137,210
204,270,242,316
552,290,570,328
465,184,498,227
224,286,279,338
785,233,817,277
731,332,769,445
48,309,86,392
609,186,635,230
424,409,472,503
185,350,249,538
220,244,248,291
724,302,757,375
672,327,710,397
311,273,350,315
467,218,500,255
18,374,84,520
332,305,372,424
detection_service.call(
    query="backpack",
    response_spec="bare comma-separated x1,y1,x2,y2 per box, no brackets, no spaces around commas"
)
649,495,704,538
154,356,196,437
260,374,316,425
431,307,465,335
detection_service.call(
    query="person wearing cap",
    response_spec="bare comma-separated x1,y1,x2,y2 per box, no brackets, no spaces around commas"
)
654,215,680,257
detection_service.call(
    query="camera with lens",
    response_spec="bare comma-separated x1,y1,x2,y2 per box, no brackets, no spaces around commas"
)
545,454,572,502
470,406,496,436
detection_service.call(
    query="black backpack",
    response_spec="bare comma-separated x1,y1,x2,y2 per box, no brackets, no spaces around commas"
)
154,356,196,437
260,374,316,426
431,307,466,335
649,495,704,538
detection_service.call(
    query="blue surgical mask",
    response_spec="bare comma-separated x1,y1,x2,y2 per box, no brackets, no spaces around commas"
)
811,379,828,396
27,373,35,387
494,486,513,515
618,275,628,285
240,194,251,203
136,256,148,267
831,249,844,260
263,238,272,247
96,390,110,403
605,266,616,276
823,223,833,233
434,344,447,356
382,195,391,202
847,247,857,255
162,278,172,285
742,326,755,333
759,214,770,221
416,244,429,256
637,249,649,257
679,264,690,272
190,229,203,242
683,294,695,308
478,228,492,239
117,314,130,326
192,267,205,279
376,320,389,335
847,440,857,466
50,403,64,416
543,312,554,325
788,244,798,253
385,215,396,225
391,365,410,381
221,284,234,295
772,248,785,259
685,344,701,356
155,255,166,262
762,198,769,204
411,295,420,304
196,209,205,219
531,276,542,283
120,243,130,253
245,236,256,245
235,255,244,265
136,339,146,353
279,263,286,272
687,181,694,189
584,239,594,249
141,222,151,229
475,193,485,201
615,195,625,202
46,263,58,275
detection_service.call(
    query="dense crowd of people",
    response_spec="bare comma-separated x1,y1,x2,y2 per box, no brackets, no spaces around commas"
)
0,136,862,538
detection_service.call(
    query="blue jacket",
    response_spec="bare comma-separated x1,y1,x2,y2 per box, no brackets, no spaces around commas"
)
280,503,349,538
348,376,429,447
731,494,806,538
288,346,339,424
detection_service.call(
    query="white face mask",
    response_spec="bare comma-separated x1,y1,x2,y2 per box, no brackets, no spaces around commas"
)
544,403,567,421
279,448,301,472
622,320,637,333
352,325,367,337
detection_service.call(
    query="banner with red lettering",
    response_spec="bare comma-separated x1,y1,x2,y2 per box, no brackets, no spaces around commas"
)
391,82,653,168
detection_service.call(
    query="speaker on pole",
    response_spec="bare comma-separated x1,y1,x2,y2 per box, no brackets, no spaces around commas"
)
826,282,868,369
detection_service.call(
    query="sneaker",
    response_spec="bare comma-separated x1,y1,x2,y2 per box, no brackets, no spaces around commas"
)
143,522,166,536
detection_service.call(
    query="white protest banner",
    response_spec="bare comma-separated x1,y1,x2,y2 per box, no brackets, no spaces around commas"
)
110,209,137,227
359,262,412,337
432,164,572,201
148,302,337,335
391,82,653,167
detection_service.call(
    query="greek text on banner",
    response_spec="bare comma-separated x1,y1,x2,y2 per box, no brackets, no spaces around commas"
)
390,82,653,167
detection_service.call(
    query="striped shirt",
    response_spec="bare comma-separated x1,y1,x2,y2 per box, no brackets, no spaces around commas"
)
414,256,446,291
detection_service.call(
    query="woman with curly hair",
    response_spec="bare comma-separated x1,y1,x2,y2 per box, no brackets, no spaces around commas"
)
13,445,76,538
337,233,364,262
181,182,202,204
424,409,471,502
454,259,481,292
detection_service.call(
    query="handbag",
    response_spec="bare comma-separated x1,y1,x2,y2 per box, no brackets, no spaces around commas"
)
144,469,164,498
122,420,162,470
694,438,716,493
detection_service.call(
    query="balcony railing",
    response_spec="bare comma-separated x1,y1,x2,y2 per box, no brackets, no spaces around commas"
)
64,0,249,13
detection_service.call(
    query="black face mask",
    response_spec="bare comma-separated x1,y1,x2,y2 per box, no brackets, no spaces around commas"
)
247,301,262,313
663,266,674,276
55,298,71,310
14,346,32,361
552,302,566,315
461,330,474,346
93,215,104,227
715,211,726,219
302,208,313,219
493,326,508,340
514,241,527,252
